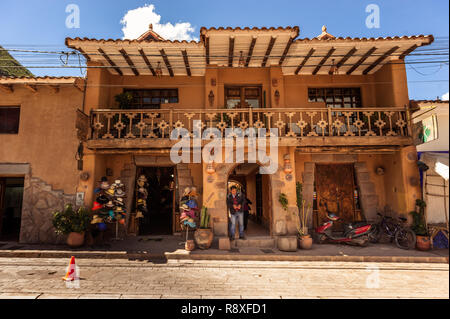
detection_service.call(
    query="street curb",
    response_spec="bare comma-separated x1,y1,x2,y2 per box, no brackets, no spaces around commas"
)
0,250,448,263
164,253,449,263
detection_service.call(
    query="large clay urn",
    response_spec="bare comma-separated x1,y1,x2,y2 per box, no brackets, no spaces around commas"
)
298,234,313,250
416,235,431,251
194,228,214,249
67,232,85,248
185,240,195,251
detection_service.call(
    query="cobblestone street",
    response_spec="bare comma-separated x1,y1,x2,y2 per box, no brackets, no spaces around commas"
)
0,257,447,299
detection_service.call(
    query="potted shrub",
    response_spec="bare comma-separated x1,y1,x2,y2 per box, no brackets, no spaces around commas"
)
194,206,213,249
52,204,91,248
296,182,313,249
277,193,297,252
410,199,431,251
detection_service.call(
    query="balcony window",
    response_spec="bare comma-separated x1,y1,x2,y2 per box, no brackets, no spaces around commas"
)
124,89,178,109
225,86,261,108
308,87,362,108
0,106,20,134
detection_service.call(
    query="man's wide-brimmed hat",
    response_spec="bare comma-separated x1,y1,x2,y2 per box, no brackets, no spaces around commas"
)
189,187,199,197
96,194,109,205
100,181,110,190
180,204,190,211
92,201,103,211
91,215,103,224
105,188,115,197
183,187,191,196
105,200,115,208
135,211,144,219
112,180,124,188
115,188,125,197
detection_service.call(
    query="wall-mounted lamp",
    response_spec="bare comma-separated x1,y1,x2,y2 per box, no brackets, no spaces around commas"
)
274,90,280,106
208,90,215,107
210,78,216,86
206,163,215,175
283,154,293,174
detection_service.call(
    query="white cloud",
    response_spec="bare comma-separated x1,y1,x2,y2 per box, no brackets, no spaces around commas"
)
120,4,198,41
442,92,449,101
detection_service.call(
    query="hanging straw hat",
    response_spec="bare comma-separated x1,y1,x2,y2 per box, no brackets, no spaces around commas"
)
91,215,103,224
115,188,125,197
135,211,144,219
114,206,125,213
105,187,115,197
137,175,148,182
180,204,190,211
100,181,110,190
183,187,191,197
189,187,199,197
105,200,115,208
113,179,124,188
92,201,103,211
114,197,125,206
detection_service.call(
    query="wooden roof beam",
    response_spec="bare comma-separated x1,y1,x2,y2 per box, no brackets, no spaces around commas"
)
98,48,123,76
182,50,191,76
138,49,156,76
262,36,276,67
160,49,174,77
228,36,235,67
0,84,13,93
313,47,336,75
24,84,37,93
399,44,418,60
47,85,60,93
119,49,139,76
295,48,315,75
74,78,85,92
331,47,357,74
245,37,257,67
362,46,400,74
346,47,377,75
279,37,294,66
76,47,91,62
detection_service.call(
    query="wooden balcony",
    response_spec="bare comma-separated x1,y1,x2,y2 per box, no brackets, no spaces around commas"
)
86,107,413,150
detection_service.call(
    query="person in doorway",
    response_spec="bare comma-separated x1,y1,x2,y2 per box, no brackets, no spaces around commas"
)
242,193,252,231
227,186,245,240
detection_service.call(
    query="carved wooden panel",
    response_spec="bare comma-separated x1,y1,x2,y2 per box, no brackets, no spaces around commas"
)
315,164,356,231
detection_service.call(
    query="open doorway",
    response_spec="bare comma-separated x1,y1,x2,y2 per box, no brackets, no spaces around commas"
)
135,167,175,235
0,177,24,241
227,163,270,237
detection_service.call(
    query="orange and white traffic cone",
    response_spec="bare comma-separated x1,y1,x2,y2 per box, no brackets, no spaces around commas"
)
62,256,79,281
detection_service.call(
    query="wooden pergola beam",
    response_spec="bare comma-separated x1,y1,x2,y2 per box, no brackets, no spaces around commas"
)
119,48,139,76
279,37,294,66
362,46,399,75
23,84,37,93
138,49,156,76
399,44,418,60
295,48,315,75
205,36,210,65
245,37,257,67
346,47,377,75
313,47,335,75
0,84,13,93
330,47,357,74
160,49,174,77
74,78,85,92
262,37,276,67
76,47,91,62
182,50,191,76
228,37,235,67
98,48,123,76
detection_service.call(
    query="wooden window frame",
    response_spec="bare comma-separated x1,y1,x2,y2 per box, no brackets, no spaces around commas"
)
0,106,20,134
308,87,362,108
124,89,179,109
225,85,262,109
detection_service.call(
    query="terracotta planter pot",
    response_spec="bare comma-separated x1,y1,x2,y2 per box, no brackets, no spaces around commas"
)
298,234,313,250
185,239,195,251
416,235,431,251
194,228,214,249
67,232,85,248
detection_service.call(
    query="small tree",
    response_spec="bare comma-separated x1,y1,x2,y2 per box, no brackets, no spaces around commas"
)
52,204,91,235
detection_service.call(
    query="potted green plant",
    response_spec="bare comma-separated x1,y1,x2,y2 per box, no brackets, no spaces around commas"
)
114,92,134,109
277,193,297,252
410,199,430,251
296,182,313,249
194,206,214,249
52,204,91,248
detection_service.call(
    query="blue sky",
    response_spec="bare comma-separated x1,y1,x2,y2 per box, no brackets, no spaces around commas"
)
0,0,448,100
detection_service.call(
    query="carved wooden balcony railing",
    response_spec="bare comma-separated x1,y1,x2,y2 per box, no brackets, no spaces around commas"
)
88,106,412,148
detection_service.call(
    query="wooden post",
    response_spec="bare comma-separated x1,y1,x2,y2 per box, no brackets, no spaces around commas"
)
327,107,333,136
169,107,173,136
405,104,413,137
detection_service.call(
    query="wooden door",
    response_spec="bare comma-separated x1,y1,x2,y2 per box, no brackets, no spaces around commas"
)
315,164,356,231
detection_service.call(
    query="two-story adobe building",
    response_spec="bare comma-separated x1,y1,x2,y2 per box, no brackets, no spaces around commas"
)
0,25,433,245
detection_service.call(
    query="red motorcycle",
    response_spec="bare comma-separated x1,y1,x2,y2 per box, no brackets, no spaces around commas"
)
315,212,372,247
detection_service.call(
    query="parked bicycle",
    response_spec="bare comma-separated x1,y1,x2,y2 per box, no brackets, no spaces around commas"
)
369,211,416,250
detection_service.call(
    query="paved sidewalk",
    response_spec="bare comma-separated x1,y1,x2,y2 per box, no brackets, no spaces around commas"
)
0,258,448,299
0,236,448,263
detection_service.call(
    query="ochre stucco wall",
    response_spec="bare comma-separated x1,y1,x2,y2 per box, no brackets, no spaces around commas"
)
0,85,84,194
